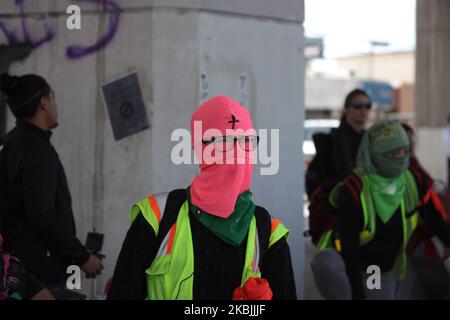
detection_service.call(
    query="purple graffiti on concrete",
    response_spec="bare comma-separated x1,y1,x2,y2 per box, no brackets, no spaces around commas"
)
15,0,55,49
0,0,55,50
0,0,122,60
66,0,122,60
0,20,19,44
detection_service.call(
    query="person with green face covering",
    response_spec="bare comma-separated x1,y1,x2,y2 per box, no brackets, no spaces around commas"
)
311,120,450,300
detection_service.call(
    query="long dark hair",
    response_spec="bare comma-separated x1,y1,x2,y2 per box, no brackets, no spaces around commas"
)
0,73,50,119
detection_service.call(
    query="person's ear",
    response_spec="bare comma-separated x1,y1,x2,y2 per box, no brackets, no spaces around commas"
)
39,95,49,111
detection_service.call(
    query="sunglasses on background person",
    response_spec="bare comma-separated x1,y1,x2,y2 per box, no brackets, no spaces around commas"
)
349,102,372,110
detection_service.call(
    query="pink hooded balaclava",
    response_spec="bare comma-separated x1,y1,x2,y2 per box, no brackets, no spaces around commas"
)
190,96,256,218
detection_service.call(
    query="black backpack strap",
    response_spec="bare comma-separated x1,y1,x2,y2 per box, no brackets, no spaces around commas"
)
343,173,363,209
408,166,431,205
254,206,271,269
154,189,187,248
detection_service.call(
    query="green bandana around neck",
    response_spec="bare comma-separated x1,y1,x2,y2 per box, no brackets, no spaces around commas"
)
186,187,255,246
367,172,406,224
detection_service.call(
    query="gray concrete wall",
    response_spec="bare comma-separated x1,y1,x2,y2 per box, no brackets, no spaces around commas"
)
1,0,305,298
415,0,450,187
0,0,302,21
415,128,448,185
152,0,303,22
416,0,450,127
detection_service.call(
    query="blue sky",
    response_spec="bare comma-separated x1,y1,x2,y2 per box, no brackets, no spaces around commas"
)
305,0,416,57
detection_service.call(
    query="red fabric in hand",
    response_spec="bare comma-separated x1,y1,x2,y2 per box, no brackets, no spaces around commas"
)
232,277,273,300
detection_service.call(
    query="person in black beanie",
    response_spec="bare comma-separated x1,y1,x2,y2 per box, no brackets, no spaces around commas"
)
0,73,103,294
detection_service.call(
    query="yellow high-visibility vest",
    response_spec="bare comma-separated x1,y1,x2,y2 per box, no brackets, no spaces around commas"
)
130,193,290,299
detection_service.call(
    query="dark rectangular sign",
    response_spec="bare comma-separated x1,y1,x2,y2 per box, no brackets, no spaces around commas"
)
101,72,150,141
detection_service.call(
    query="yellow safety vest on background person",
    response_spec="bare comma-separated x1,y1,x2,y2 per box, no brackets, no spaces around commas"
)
316,169,419,279
130,193,290,300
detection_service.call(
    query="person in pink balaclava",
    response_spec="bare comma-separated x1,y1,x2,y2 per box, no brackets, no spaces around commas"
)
108,96,297,300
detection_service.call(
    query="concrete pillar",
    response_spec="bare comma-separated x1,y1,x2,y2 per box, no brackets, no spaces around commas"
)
415,0,450,184
416,0,450,127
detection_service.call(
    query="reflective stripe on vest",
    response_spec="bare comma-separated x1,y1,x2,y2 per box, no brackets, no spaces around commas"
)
130,194,289,300
145,200,193,300
316,229,333,252
130,192,169,234
241,217,262,287
269,218,290,248
153,192,168,218
130,195,161,236
146,204,258,300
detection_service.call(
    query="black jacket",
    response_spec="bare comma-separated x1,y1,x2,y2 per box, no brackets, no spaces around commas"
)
306,119,364,197
0,121,89,284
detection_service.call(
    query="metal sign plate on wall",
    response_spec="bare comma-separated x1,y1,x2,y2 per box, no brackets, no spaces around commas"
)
101,72,149,141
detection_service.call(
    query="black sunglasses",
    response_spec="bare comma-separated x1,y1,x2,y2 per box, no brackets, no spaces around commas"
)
201,135,260,152
349,102,372,110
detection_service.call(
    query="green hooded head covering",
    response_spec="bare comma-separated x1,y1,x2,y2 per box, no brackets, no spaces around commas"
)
356,120,410,223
